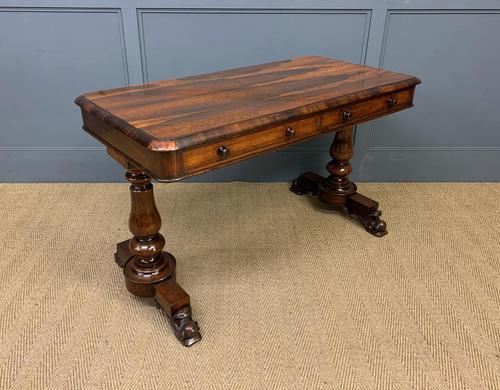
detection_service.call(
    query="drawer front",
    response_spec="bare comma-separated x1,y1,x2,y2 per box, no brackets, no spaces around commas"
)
182,87,415,175
320,88,414,130
183,116,320,172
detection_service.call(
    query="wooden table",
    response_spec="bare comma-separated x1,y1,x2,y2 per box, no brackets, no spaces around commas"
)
75,56,420,347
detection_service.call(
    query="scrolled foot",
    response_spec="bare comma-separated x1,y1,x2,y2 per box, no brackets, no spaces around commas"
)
361,210,387,237
290,178,307,195
170,306,202,347
154,280,202,347
290,172,322,195
345,192,388,237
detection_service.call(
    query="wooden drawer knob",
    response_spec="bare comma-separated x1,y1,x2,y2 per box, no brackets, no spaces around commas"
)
217,145,230,159
387,96,397,107
342,111,353,122
285,127,295,137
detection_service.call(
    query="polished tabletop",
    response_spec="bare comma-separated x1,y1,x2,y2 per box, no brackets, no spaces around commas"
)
75,56,420,151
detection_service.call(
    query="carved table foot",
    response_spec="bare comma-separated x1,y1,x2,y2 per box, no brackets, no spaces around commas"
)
155,279,201,347
115,169,201,347
290,171,322,196
290,127,388,237
345,193,387,237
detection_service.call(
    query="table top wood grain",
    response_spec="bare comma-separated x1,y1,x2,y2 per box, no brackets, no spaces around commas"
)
75,56,420,152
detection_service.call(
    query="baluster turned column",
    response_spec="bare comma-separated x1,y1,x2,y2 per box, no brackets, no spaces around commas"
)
123,169,174,297
318,127,357,207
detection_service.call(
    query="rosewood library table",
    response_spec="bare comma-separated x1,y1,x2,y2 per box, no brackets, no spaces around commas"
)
75,56,420,347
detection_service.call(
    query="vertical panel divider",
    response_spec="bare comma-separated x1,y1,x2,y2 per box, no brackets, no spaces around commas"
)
120,6,144,85
351,4,388,180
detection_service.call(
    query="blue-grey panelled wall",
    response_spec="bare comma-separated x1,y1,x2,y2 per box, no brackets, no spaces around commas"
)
1,0,499,182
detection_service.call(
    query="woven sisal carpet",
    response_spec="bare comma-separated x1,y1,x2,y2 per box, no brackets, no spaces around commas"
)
0,183,499,389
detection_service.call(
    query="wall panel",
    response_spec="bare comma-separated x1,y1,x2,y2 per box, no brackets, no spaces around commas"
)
0,7,127,180
138,9,370,82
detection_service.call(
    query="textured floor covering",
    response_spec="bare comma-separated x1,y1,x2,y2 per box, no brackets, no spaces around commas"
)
0,183,499,390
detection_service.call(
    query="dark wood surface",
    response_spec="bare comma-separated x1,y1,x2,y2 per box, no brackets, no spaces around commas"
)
76,56,420,181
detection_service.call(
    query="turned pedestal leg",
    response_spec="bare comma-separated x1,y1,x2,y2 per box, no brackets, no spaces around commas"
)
290,127,387,237
114,169,201,347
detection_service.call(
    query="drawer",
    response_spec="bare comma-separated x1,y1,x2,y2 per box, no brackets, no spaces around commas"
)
183,116,320,172
320,88,414,130
182,87,415,175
